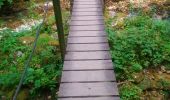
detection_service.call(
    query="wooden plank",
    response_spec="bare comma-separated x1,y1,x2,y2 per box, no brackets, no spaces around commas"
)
69,31,106,37
72,12,103,16
73,5,102,9
75,0,100,1
66,43,109,51
70,25,104,31
68,37,107,44
74,0,99,2
65,51,111,60
72,8,103,12
63,60,113,70
61,70,116,82
58,97,120,100
71,16,104,21
70,20,104,26
58,82,119,97
73,2,101,5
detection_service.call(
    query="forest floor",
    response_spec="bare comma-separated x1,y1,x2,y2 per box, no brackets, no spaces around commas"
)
0,0,70,99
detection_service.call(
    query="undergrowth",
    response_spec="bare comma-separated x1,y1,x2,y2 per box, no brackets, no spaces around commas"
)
0,27,62,99
106,12,170,99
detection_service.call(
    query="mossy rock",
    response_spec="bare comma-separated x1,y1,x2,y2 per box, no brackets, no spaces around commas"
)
138,76,152,90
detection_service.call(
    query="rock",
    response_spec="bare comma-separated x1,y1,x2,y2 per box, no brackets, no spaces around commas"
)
17,51,23,57
138,76,152,90
109,11,116,18
158,71,162,74
166,71,170,74
1,96,6,100
161,66,166,72
48,96,52,100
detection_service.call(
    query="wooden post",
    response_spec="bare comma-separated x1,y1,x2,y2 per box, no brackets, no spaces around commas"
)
70,0,74,14
52,0,66,61
102,0,106,13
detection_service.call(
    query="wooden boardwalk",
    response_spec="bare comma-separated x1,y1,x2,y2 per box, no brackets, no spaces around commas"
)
58,0,120,99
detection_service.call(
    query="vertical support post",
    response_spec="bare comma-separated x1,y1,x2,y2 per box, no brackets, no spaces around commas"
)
102,0,106,13
52,0,66,61
70,0,74,14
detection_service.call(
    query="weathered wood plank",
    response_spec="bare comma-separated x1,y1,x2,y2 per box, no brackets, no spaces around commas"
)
70,20,104,26
71,16,104,21
58,82,119,97
66,43,109,51
69,31,106,37
72,12,103,16
58,97,120,100
70,25,105,31
73,5,102,9
68,37,107,44
65,51,111,60
72,8,103,12
74,0,99,2
61,70,116,82
73,2,101,5
63,60,113,70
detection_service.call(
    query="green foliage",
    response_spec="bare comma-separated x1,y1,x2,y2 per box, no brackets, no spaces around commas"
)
107,11,170,99
120,83,142,100
107,15,170,80
0,29,62,99
0,0,12,8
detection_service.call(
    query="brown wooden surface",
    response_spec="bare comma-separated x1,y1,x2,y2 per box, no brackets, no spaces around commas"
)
58,0,119,99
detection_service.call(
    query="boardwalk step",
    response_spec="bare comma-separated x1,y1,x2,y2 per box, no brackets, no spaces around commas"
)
73,5,102,8
61,70,116,82
63,60,113,71
69,31,106,37
70,25,105,31
72,12,103,16
72,8,103,12
58,97,120,100
74,0,99,1
73,2,101,5
65,51,111,60
68,37,107,44
58,82,119,97
70,20,104,26
67,43,109,51
71,16,104,21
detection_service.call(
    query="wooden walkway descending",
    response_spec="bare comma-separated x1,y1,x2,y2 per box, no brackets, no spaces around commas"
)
58,0,120,100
